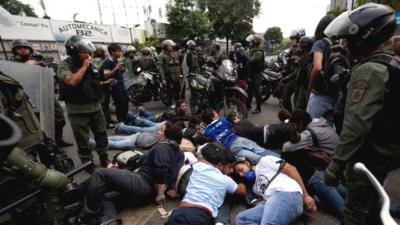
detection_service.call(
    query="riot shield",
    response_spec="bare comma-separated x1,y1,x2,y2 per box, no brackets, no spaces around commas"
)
0,60,55,139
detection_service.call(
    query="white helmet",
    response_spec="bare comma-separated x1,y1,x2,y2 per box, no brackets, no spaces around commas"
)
245,34,263,43
161,39,176,49
125,46,136,53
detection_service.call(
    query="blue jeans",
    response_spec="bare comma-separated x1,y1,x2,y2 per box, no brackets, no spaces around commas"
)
116,122,162,134
236,191,303,225
230,137,280,164
306,93,336,123
138,106,158,122
308,170,347,218
126,111,158,127
89,134,138,150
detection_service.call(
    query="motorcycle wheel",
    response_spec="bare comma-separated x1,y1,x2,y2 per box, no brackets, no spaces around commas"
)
216,98,248,119
260,84,271,103
159,86,172,107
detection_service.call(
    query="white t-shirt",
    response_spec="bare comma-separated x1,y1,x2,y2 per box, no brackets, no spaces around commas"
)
183,162,238,217
253,155,303,198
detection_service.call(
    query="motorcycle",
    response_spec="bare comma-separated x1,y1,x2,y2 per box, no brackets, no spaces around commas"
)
126,67,172,107
353,163,398,225
260,68,283,104
188,58,248,119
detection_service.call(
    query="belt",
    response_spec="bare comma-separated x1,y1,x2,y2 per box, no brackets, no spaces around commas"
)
179,202,213,220
174,164,192,191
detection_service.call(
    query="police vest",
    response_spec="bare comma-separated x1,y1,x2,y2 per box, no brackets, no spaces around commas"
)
0,72,42,151
161,53,181,81
59,58,101,104
361,53,400,146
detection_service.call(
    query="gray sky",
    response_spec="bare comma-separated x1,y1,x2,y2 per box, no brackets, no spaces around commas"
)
20,0,330,37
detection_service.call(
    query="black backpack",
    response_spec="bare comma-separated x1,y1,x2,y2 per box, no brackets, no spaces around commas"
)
314,38,351,97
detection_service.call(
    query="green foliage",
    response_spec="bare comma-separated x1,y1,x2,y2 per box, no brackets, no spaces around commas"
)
166,0,212,41
264,27,283,45
133,37,159,50
199,0,261,41
0,0,37,17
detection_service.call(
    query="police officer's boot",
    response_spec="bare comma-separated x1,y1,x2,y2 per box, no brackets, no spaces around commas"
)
99,154,111,167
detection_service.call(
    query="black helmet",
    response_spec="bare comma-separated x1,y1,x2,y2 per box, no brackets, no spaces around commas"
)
298,36,314,52
233,42,243,51
324,3,396,57
11,39,33,54
289,29,305,40
210,43,220,51
64,35,96,56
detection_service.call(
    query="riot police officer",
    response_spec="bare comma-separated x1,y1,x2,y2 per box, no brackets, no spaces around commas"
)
57,35,109,167
138,47,156,71
246,34,264,114
323,3,400,225
281,30,305,112
158,39,182,102
0,73,69,225
185,40,201,73
209,42,225,66
10,39,72,148
123,46,138,76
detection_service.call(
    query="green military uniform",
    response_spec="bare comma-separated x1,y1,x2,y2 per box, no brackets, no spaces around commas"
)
158,51,181,101
94,57,113,125
186,50,200,73
0,72,68,225
246,47,264,111
139,55,156,71
294,54,313,110
57,58,108,163
281,49,300,112
124,57,137,77
327,51,400,225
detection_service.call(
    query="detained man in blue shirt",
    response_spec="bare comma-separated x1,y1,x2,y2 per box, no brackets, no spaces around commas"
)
200,108,278,164
165,141,247,225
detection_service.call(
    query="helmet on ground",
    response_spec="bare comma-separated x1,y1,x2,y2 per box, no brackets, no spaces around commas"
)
11,39,33,54
324,3,396,57
65,35,96,56
298,36,314,52
186,40,197,49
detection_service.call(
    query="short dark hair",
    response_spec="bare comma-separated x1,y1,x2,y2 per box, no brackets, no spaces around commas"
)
94,48,105,59
277,109,292,123
201,141,235,166
289,110,312,126
175,99,186,109
201,108,215,125
314,15,335,41
164,122,183,143
107,43,122,54
266,123,299,149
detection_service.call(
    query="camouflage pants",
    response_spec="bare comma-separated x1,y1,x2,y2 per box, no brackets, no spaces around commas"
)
54,100,66,143
68,110,108,162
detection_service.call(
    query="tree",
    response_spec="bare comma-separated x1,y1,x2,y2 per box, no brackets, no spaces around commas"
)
166,0,212,41
0,0,37,17
264,27,283,45
197,0,261,52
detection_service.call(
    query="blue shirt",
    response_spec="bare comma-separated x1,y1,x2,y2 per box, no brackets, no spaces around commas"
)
204,118,237,149
183,162,238,217
102,58,126,91
311,39,329,56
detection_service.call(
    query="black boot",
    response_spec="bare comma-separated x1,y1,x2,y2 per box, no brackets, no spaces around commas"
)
99,154,110,167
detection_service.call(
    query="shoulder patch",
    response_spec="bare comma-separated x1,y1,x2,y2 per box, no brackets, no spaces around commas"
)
351,80,370,104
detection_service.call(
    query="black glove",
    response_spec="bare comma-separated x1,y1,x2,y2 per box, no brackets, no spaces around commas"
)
324,160,345,187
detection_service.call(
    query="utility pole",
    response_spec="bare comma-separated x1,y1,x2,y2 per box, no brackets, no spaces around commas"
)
122,0,129,27
111,0,117,26
97,0,103,24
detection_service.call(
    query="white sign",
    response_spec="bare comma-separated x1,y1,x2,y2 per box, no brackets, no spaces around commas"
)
144,20,167,39
110,26,131,43
0,15,54,41
50,20,112,43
